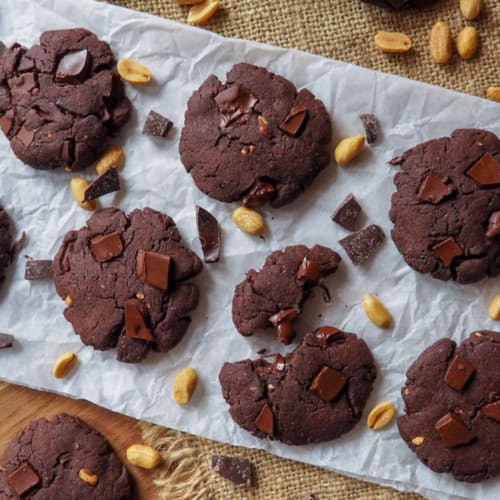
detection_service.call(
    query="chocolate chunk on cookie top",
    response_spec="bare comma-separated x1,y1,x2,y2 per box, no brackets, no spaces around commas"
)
232,245,341,344
219,329,376,445
398,331,500,482
179,63,332,208
0,413,132,499
390,129,500,283
0,28,131,171
53,207,202,362
0,205,13,288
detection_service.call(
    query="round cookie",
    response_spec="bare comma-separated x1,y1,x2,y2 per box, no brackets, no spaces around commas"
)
0,205,13,289
0,413,132,499
232,244,341,344
0,28,131,171
390,128,500,284
179,63,332,208
398,331,500,482
53,207,202,363
219,328,376,445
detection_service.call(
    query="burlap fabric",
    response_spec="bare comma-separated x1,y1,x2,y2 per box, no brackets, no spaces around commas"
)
105,1,497,498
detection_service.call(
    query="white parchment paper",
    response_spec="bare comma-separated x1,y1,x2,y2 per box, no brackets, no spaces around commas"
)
0,0,499,498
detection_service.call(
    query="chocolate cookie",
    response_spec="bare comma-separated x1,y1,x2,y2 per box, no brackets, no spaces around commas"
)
390,129,500,284
0,205,13,288
398,331,500,482
179,63,332,208
219,328,376,445
53,207,202,363
0,413,132,499
362,0,437,8
0,28,131,171
232,245,341,344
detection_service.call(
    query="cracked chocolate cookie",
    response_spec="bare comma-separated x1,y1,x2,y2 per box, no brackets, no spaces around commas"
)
390,128,500,284
0,205,12,289
0,413,132,499
53,207,202,363
0,28,131,171
179,63,332,208
219,328,376,445
398,331,500,482
232,245,341,344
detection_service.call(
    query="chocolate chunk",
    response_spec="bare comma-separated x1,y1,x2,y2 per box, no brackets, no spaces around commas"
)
142,110,173,138
7,463,40,497
276,321,295,344
272,353,285,371
242,181,276,208
211,455,254,488
0,115,12,135
444,354,475,391
84,167,121,201
331,193,362,231
214,85,258,128
339,224,385,265
359,114,379,144
269,308,299,327
297,257,322,282
432,237,463,267
196,206,220,263
136,249,171,291
0,332,14,349
278,104,308,137
417,173,455,204
310,366,347,402
16,126,34,147
467,153,500,186
24,259,53,280
301,494,316,500
434,412,475,448
481,400,500,422
315,326,340,343
55,49,91,84
90,232,123,263
124,299,154,341
486,211,500,239
254,403,274,435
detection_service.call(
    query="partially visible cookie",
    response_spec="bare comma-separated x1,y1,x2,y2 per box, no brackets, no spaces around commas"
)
398,331,500,482
53,207,202,363
0,205,13,288
0,413,132,499
232,245,341,344
219,328,376,445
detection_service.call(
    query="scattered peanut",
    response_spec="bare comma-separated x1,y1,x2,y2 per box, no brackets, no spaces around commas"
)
70,178,96,211
456,27,479,60
460,0,482,20
95,145,126,175
173,367,198,405
411,436,425,446
117,59,152,84
232,206,265,236
79,469,98,486
474,331,483,337
53,352,78,379
64,295,73,307
374,31,412,53
334,135,365,166
488,294,500,320
187,0,219,25
487,87,500,102
126,444,162,469
430,21,453,64
367,401,396,430
363,293,392,328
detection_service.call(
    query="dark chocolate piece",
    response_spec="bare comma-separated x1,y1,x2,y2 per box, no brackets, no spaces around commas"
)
481,400,500,422
84,167,120,201
278,104,308,137
434,412,475,448
196,206,221,263
331,193,362,231
432,237,463,267
254,403,274,435
211,455,254,488
297,257,322,281
467,153,500,186
24,259,52,280
124,299,154,341
91,232,123,263
486,211,500,239
0,333,14,349
276,321,295,344
242,181,276,208
142,110,173,138
136,249,171,290
214,84,258,128
339,224,385,265
55,49,91,84
443,354,475,391
359,114,379,144
310,366,347,402
7,463,40,497
315,326,340,343
269,308,299,327
417,173,455,204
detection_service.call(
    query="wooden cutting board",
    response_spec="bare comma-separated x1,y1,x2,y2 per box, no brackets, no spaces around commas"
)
0,382,158,499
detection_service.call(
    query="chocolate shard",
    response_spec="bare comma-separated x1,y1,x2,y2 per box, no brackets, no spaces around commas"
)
211,455,255,489
242,181,276,208
481,400,500,422
196,206,221,263
136,249,171,290
315,326,341,343
339,224,385,265
434,412,475,448
310,366,347,402
443,354,475,391
269,308,299,327
124,299,154,341
486,211,500,239
7,463,40,497
297,257,322,282
84,167,121,201
331,193,362,231
24,259,53,280
0,332,14,349
255,403,274,435
276,320,295,344
466,153,500,186
215,85,258,128
142,110,173,138
91,232,123,263
417,173,455,204
55,49,91,84
359,113,379,144
278,104,308,137
432,237,463,267
16,126,34,147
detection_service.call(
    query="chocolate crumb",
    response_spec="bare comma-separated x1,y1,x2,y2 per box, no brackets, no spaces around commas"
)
24,259,53,280
0,332,14,349
339,224,385,265
142,110,173,138
359,113,379,144
211,455,254,488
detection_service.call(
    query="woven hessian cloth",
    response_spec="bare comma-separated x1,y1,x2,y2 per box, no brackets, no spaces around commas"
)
106,1,497,498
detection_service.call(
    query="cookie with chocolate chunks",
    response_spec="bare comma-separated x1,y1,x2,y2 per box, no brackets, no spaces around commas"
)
0,413,132,499
53,207,202,362
0,28,131,171
179,63,332,208
398,331,500,482
232,245,341,344
0,205,13,289
390,129,500,283
219,328,376,445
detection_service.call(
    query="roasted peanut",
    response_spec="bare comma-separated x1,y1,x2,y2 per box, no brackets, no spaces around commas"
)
488,295,500,320
95,145,125,175
53,352,78,379
187,0,219,25
363,294,392,328
79,469,98,486
70,178,96,211
335,135,365,166
412,436,425,446
430,21,452,64
456,27,479,60
367,401,396,430
460,0,482,20
117,59,152,84
374,31,412,53
173,367,198,405
232,206,265,236
126,444,162,469
65,295,73,307
487,87,500,102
